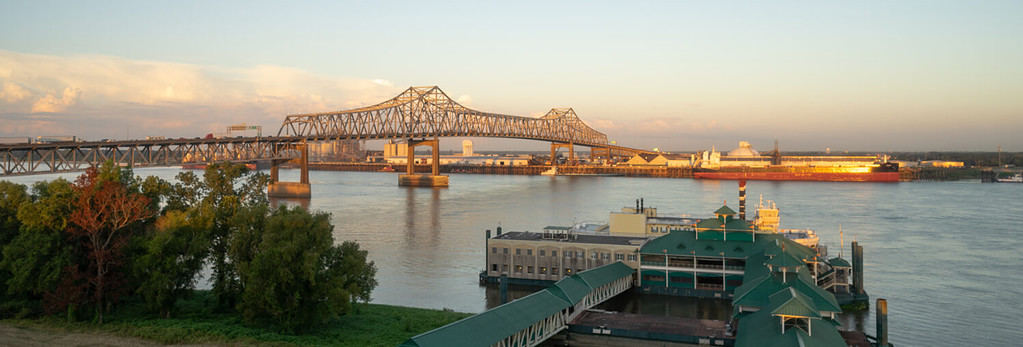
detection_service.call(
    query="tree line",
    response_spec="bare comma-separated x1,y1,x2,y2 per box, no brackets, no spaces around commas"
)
0,162,376,332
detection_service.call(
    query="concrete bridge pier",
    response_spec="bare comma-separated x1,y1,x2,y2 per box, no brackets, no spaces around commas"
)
550,142,575,166
399,137,448,187
267,143,311,198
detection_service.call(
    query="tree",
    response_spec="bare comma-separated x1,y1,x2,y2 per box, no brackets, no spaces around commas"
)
134,210,209,317
231,206,374,332
68,166,153,324
0,181,29,304
169,163,268,309
0,179,77,317
333,241,377,305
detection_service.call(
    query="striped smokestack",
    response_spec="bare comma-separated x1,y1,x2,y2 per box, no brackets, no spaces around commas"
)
739,180,747,220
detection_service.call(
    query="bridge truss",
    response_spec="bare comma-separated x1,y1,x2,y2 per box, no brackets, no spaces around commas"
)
0,137,302,176
278,86,615,147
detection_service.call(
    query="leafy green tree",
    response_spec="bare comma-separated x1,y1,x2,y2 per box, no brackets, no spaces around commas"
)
134,210,209,317
333,241,377,305
0,181,28,246
231,206,374,332
0,179,76,316
168,163,268,309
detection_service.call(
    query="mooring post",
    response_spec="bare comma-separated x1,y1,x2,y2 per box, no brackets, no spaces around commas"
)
876,298,888,346
499,274,509,304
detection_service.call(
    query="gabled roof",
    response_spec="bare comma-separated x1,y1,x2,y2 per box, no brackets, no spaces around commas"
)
766,252,806,271
768,287,821,318
403,262,636,347
735,309,848,347
714,205,737,216
401,289,570,347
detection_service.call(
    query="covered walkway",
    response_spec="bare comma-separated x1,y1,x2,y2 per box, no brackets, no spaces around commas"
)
401,261,635,347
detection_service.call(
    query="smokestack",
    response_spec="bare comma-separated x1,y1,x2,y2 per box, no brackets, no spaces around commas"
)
636,199,640,212
496,226,502,236
640,198,645,213
876,298,888,346
738,180,747,220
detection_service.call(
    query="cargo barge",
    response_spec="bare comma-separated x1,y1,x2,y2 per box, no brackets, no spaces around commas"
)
694,141,899,182
694,163,900,182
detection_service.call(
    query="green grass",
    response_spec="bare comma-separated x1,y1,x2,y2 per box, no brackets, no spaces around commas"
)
3,291,471,346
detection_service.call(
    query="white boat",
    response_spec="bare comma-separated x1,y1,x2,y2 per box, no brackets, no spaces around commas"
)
780,229,820,249
997,173,1023,183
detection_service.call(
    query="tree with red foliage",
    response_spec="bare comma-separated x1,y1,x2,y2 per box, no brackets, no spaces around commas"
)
68,166,153,324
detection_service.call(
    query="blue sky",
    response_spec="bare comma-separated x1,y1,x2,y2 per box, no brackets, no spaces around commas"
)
1,1,1021,151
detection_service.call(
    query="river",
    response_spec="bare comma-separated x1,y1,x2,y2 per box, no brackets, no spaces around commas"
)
5,168,1021,346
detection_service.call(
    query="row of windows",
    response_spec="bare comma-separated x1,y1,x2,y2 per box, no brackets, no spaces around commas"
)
490,264,583,276
489,247,637,261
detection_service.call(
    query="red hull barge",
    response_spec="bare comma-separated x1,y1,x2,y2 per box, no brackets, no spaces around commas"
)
693,171,899,182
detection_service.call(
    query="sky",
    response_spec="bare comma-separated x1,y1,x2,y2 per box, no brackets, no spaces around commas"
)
1,1,1021,152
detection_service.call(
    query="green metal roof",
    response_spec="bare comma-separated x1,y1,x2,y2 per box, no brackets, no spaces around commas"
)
695,216,751,231
714,205,737,216
828,257,851,268
402,262,635,347
768,287,821,318
734,309,848,347
639,230,754,257
402,289,570,347
575,261,634,289
766,252,806,271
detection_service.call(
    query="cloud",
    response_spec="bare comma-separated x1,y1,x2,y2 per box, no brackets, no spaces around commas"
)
590,118,725,136
456,94,473,106
31,87,80,113
0,50,401,138
0,81,30,103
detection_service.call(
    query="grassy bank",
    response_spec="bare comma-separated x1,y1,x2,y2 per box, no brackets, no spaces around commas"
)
2,291,470,346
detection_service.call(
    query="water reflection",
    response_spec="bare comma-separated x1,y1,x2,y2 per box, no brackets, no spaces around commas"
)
269,197,310,210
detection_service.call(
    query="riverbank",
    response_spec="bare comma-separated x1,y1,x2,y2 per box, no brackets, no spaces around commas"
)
0,291,470,347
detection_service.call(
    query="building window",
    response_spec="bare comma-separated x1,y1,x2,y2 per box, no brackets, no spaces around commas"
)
540,267,547,274
502,264,508,272
591,252,598,260
516,248,521,255
539,250,545,256
628,254,637,261
503,248,508,254
527,266,534,274
577,251,584,258
491,264,498,271
492,247,497,253
552,267,559,275
615,253,624,261
515,265,523,273
552,250,557,257
527,249,532,256
603,253,611,261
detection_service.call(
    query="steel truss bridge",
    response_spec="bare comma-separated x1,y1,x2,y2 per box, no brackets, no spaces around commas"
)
1,86,653,176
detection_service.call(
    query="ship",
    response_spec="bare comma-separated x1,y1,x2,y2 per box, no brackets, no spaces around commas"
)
694,163,899,182
997,173,1023,183
693,141,900,182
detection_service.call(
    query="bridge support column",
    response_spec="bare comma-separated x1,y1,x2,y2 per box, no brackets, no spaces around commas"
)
550,142,575,166
399,137,448,187
268,143,311,198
